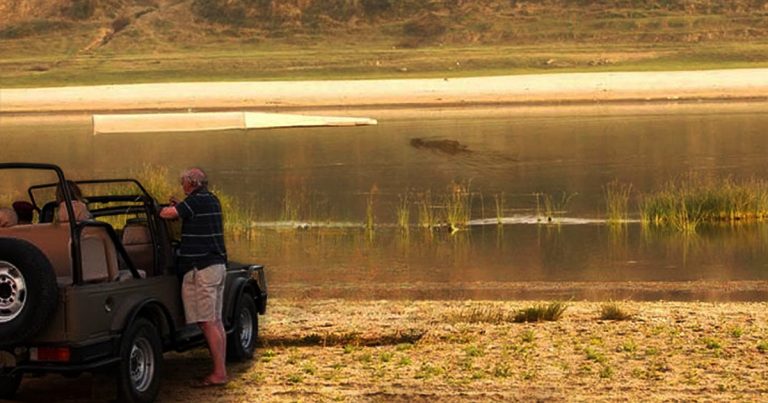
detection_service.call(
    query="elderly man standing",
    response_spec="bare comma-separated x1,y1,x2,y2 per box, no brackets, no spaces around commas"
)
159,167,228,387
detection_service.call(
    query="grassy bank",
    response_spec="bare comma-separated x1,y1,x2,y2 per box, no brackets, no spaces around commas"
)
1,0,768,87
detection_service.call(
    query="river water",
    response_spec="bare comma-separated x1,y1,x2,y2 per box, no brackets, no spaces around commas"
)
2,103,767,300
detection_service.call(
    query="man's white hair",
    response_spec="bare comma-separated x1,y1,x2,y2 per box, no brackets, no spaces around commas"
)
181,167,208,188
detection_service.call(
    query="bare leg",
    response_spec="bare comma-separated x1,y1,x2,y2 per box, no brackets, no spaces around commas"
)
199,320,228,383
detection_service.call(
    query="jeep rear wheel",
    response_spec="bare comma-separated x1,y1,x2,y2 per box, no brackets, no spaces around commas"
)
117,318,162,403
226,294,258,362
0,239,58,347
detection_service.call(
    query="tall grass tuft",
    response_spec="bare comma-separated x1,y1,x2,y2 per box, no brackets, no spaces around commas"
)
416,190,436,229
365,185,378,240
451,306,518,324
494,192,505,225
604,180,632,224
513,302,568,323
131,163,177,202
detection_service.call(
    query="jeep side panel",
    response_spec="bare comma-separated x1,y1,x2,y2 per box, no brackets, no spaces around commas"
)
30,276,184,345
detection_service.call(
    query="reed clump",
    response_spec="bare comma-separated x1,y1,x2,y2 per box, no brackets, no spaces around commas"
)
444,182,472,232
641,176,768,232
537,191,577,223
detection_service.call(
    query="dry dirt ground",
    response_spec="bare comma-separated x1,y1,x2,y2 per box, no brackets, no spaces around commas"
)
12,299,768,402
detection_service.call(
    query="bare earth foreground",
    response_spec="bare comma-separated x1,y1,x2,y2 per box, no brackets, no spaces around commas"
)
12,300,768,402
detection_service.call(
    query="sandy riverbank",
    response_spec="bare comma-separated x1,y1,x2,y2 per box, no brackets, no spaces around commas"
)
14,299,768,402
2,69,768,114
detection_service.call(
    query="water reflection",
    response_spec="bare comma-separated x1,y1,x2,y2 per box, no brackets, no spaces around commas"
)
2,103,768,299
230,221,768,299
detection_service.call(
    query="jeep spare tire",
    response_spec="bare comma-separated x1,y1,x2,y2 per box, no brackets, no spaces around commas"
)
0,239,58,346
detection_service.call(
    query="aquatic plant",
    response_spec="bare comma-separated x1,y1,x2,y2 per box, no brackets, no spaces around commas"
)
396,193,410,235
538,191,578,223
640,175,768,232
603,180,632,224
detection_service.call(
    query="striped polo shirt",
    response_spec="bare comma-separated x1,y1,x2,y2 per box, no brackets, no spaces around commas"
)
175,187,227,274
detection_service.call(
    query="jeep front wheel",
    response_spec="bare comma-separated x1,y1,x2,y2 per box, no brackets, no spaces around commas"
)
117,318,162,403
226,294,258,362
0,239,58,347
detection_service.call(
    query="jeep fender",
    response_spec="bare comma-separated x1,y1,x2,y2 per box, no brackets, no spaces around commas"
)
110,296,175,345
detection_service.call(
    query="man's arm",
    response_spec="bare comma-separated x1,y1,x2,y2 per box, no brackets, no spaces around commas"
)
159,206,179,220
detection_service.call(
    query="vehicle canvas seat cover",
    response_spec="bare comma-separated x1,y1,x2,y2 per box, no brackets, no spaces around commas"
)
122,223,154,275
0,223,119,284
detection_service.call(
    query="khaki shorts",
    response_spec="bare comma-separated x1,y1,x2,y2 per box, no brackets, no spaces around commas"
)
181,263,226,324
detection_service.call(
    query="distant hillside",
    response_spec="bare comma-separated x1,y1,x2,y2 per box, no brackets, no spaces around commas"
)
2,0,768,51
2,0,768,87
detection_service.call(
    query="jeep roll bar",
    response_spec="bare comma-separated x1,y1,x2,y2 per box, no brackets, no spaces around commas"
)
0,163,151,283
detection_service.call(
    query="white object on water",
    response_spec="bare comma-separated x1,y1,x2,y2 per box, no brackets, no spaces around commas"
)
92,111,377,135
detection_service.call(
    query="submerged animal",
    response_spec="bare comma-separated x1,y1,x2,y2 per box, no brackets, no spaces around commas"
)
410,138,471,155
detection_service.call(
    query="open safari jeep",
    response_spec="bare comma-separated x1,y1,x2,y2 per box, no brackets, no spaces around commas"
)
0,163,267,402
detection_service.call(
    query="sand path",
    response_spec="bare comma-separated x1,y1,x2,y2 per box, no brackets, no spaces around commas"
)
2,68,768,113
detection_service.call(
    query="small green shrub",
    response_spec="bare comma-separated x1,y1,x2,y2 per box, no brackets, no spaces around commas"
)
703,337,722,350
0,20,73,39
599,302,633,321
513,302,568,323
520,329,535,343
112,16,131,33
67,0,96,20
757,340,767,353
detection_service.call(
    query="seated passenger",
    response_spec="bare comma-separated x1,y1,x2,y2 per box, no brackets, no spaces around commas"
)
56,180,92,222
12,200,35,225
0,208,18,227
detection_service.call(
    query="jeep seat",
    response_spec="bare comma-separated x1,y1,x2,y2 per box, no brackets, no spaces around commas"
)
122,222,154,276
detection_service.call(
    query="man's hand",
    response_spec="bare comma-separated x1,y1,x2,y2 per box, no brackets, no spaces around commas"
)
159,206,179,220
169,196,181,206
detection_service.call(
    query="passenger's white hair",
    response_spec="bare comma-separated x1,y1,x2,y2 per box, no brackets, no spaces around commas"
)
0,208,18,228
